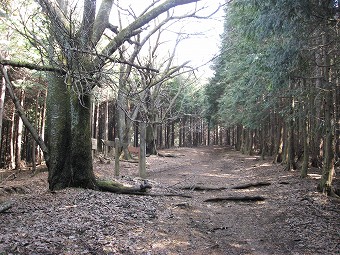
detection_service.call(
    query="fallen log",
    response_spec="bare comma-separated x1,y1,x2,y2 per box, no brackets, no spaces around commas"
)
204,196,265,203
96,179,152,194
0,201,14,213
157,152,178,158
96,179,192,198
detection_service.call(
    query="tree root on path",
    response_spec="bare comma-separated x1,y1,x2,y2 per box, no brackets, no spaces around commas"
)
181,186,227,191
204,196,265,203
181,182,271,192
232,181,271,189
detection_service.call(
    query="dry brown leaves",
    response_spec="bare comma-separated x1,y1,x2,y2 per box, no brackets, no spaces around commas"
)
0,147,339,255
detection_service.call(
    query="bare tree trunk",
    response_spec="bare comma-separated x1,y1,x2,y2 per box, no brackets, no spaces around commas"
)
103,99,109,157
139,123,146,178
318,33,335,194
171,121,175,147
318,87,335,193
301,80,309,178
14,89,25,170
334,70,340,162
274,116,283,164
286,115,295,170
179,118,182,146
146,123,157,155
207,119,210,146
9,110,15,169
0,72,6,146
32,91,41,173
38,91,47,164
301,115,309,178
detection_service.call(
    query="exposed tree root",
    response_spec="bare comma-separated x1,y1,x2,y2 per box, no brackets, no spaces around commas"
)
278,181,290,185
232,182,271,189
151,193,192,198
181,186,227,191
204,196,265,203
182,182,271,191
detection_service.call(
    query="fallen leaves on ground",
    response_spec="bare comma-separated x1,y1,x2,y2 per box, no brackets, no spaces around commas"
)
0,147,339,255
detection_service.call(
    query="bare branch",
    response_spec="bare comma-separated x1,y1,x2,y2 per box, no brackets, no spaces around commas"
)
97,0,201,65
0,58,66,74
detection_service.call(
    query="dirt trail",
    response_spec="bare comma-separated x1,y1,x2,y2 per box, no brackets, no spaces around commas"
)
0,146,339,255
144,146,340,254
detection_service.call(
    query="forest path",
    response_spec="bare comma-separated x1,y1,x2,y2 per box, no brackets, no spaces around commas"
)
0,146,339,255
143,146,339,255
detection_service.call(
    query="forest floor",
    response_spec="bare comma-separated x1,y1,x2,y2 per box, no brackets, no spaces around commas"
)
0,146,339,255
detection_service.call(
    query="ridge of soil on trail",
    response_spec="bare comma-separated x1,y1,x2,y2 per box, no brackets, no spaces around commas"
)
0,146,339,255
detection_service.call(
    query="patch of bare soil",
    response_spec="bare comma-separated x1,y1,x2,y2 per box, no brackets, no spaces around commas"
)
0,146,339,255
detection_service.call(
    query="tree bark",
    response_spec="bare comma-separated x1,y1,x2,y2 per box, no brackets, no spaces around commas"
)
70,91,96,189
45,73,72,190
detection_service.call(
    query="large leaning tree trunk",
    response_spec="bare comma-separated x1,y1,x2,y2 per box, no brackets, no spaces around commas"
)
35,0,201,190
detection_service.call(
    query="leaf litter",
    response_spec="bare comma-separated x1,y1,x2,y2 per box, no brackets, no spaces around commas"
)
0,146,339,254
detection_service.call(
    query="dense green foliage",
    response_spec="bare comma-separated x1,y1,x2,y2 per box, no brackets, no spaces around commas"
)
205,0,340,193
